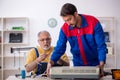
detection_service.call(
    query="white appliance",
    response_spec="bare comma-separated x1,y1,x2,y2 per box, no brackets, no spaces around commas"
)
50,66,100,79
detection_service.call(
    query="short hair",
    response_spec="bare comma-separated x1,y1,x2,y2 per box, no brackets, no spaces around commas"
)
37,30,51,38
60,3,77,16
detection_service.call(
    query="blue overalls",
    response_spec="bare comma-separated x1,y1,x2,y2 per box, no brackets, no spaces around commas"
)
34,48,63,75
34,48,47,75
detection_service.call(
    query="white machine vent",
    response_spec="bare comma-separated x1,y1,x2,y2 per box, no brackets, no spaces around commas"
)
62,69,96,73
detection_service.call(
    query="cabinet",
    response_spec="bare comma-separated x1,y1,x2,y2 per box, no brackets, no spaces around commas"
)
0,17,29,80
97,17,116,71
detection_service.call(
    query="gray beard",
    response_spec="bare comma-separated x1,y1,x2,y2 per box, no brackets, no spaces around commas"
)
42,46,51,50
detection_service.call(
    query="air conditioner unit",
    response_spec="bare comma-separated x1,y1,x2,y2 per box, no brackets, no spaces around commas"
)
50,66,100,79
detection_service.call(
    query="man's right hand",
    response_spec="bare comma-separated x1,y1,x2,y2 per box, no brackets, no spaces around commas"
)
26,53,48,72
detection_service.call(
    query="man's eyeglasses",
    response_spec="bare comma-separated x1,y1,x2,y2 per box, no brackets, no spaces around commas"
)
39,38,51,42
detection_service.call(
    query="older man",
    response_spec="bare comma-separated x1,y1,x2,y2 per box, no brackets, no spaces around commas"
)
25,30,69,75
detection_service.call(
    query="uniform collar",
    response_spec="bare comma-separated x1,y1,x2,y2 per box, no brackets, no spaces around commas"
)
69,14,88,30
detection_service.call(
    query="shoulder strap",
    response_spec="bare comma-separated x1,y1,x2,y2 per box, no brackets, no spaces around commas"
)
34,48,40,75
34,48,39,57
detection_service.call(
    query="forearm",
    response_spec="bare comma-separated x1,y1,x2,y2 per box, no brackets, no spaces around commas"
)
95,22,107,62
51,29,67,63
25,60,38,72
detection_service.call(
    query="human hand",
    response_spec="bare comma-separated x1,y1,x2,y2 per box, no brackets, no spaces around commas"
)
57,59,63,65
57,59,69,66
36,53,47,63
97,61,104,77
46,61,54,77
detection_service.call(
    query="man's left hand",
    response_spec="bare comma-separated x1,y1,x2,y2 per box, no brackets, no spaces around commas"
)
97,61,105,77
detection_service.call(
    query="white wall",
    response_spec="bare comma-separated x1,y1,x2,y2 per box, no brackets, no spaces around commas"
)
0,0,120,68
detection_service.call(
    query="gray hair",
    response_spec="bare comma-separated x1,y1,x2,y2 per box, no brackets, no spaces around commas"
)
37,30,51,38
